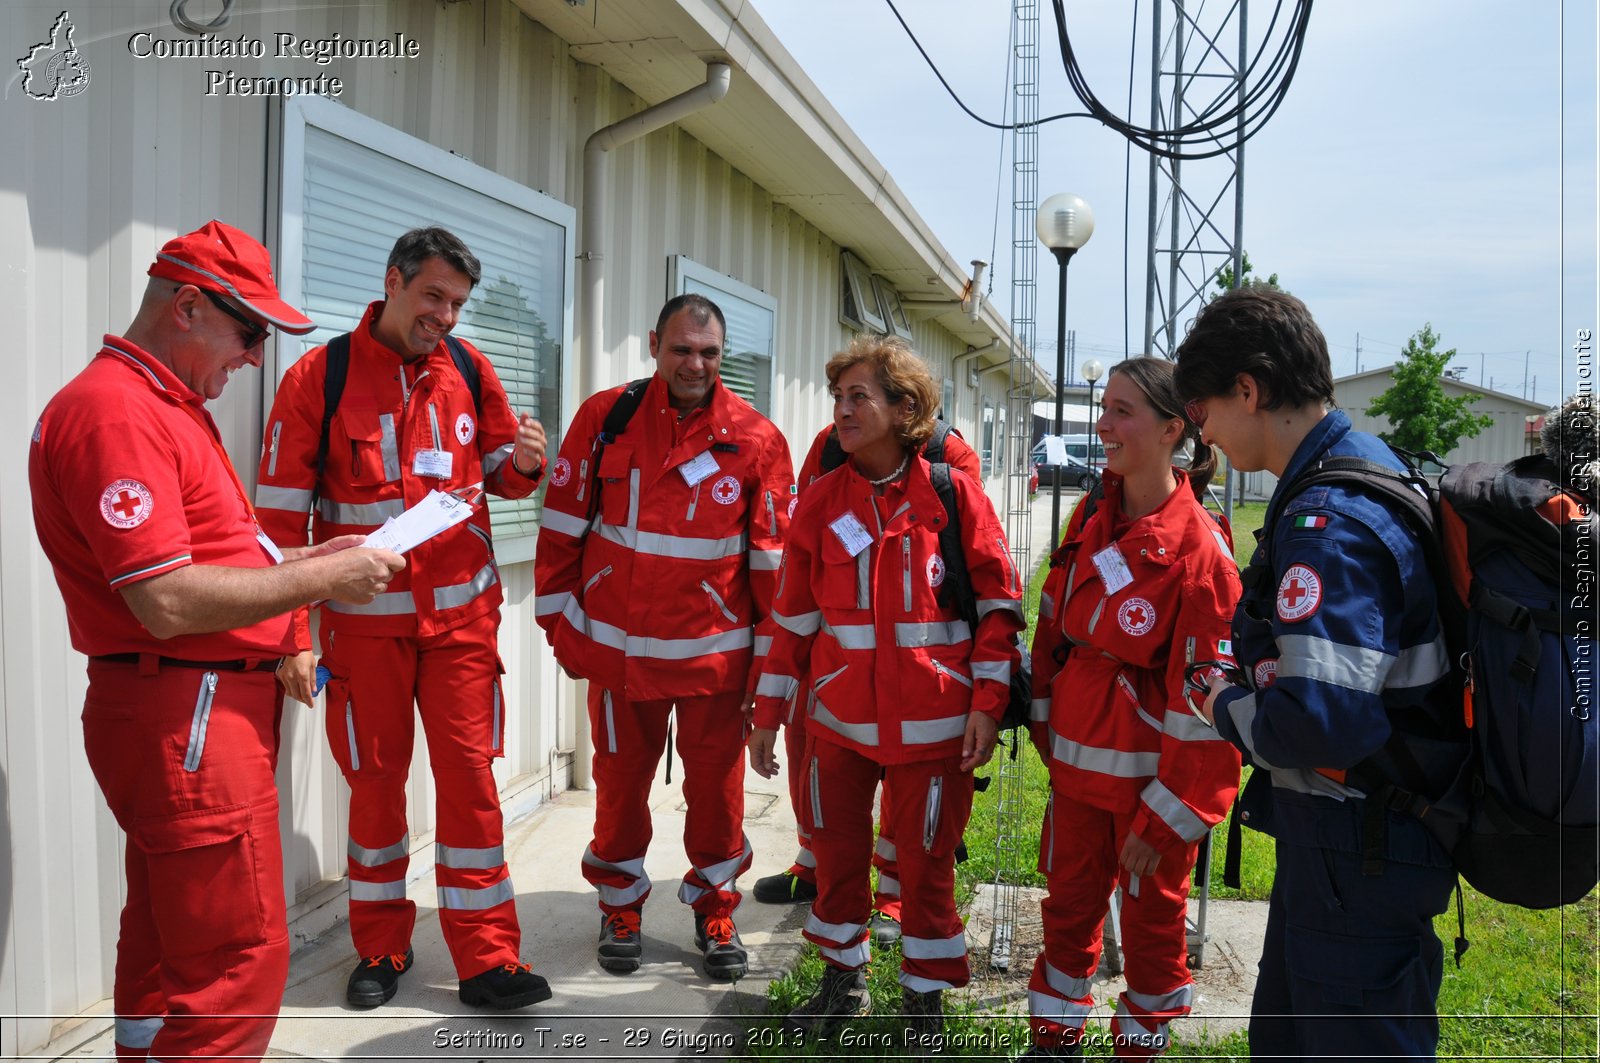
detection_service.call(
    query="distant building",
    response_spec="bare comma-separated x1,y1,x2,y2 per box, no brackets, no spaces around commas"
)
1334,368,1547,465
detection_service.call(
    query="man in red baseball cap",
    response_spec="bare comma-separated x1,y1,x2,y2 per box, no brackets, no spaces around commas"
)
29,220,406,1062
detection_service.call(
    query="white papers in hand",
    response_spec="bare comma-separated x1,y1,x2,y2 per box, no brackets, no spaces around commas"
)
362,490,475,554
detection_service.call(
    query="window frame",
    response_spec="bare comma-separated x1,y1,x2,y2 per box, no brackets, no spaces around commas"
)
668,255,777,416
839,250,887,334
273,95,576,564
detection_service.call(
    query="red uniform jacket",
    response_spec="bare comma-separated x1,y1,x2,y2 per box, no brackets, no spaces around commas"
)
255,302,541,639
533,375,794,700
754,456,1024,765
1030,471,1243,853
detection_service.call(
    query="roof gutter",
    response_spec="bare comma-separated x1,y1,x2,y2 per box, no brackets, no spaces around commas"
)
578,61,732,399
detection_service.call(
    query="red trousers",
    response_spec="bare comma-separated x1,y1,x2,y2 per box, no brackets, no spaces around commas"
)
802,737,973,991
582,686,751,917
1029,795,1197,1058
83,659,289,1063
780,692,901,917
321,612,519,980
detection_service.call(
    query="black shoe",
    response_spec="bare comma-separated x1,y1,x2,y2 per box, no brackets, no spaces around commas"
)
785,963,869,1038
597,909,643,973
900,987,944,1046
870,908,902,944
345,948,413,1008
694,912,748,980
458,962,553,1009
1018,1041,1084,1060
753,869,819,904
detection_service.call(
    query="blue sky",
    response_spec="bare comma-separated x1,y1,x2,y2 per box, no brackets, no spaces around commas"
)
760,0,1597,409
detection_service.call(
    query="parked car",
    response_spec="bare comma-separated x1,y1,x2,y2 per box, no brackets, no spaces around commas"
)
1031,436,1100,489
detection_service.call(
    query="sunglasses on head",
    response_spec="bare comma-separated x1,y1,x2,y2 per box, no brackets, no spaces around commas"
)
1183,398,1208,428
203,289,270,349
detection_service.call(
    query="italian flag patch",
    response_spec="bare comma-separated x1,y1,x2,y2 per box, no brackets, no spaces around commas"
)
1293,515,1328,529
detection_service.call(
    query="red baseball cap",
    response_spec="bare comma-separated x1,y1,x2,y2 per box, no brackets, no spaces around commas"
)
147,220,315,334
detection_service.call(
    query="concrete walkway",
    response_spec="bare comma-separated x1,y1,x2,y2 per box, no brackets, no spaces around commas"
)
43,489,1264,1061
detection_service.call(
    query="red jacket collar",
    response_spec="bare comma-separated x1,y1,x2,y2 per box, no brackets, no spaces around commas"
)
99,334,202,405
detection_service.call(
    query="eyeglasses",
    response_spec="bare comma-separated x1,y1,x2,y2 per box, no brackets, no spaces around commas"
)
1183,398,1208,428
203,289,270,350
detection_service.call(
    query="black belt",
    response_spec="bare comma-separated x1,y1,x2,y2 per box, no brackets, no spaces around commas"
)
92,653,281,673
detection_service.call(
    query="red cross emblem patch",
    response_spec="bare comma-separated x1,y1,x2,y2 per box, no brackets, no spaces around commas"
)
711,474,741,505
550,457,572,487
1254,658,1280,689
454,413,476,446
1117,596,1157,636
100,479,153,529
1276,563,1323,622
927,553,946,588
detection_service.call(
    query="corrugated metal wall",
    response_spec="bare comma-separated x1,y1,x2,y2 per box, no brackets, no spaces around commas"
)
0,1,1014,1053
1336,375,1542,465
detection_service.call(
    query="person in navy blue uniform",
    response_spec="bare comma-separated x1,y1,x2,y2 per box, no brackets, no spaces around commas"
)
1174,288,1457,1063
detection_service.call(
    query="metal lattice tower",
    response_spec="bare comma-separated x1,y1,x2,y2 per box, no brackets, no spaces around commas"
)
987,0,1042,974
1143,0,1248,361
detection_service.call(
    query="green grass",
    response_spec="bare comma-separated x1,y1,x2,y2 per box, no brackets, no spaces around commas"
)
753,522,1599,1061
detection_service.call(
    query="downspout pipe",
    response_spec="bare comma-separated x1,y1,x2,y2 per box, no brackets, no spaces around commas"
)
579,61,732,399
571,61,731,789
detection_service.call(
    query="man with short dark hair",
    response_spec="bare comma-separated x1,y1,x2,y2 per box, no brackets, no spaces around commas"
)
1177,287,1459,1062
256,226,552,1010
535,294,794,980
29,220,406,1061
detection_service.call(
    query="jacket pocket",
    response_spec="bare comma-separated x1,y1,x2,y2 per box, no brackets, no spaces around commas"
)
817,534,867,611
808,754,825,831
923,775,945,852
183,672,218,773
336,404,394,486
490,656,507,758
931,658,973,690
132,801,267,947
596,445,635,527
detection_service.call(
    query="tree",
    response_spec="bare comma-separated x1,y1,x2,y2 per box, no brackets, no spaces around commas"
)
1365,324,1494,456
1210,251,1280,298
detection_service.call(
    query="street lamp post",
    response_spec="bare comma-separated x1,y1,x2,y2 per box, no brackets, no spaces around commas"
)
1037,192,1095,548
1082,356,1105,466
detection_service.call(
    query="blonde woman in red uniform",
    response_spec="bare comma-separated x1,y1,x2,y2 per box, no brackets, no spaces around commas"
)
750,335,1022,1043
1023,357,1242,1060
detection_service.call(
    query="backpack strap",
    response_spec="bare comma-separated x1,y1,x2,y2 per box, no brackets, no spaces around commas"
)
819,425,846,475
924,419,953,465
583,377,653,523
443,335,483,422
927,463,979,628
314,333,353,505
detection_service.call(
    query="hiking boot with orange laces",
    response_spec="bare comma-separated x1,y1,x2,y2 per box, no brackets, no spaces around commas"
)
458,961,553,1009
597,909,643,973
693,912,748,980
346,948,413,1008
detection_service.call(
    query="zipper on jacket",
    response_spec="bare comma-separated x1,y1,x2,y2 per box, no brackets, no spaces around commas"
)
765,490,778,537
427,403,443,451
182,672,218,772
932,659,973,688
902,538,913,612
1087,595,1107,636
687,481,702,522
491,677,503,754
575,458,589,503
700,580,740,624
345,695,360,771
812,664,848,694
923,776,944,851
267,421,282,477
809,755,825,830
997,535,1015,592
583,565,613,595
1044,793,1057,873
603,689,617,754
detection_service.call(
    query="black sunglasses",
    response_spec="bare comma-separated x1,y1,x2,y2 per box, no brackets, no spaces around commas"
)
203,289,270,349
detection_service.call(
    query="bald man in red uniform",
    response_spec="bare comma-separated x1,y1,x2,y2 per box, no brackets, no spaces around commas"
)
29,221,403,1062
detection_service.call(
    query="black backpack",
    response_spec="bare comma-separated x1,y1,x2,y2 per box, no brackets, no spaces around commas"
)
1234,447,1598,911
926,462,1033,739
313,332,482,499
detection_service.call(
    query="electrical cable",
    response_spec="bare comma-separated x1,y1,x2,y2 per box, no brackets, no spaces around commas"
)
988,8,1018,297
1123,0,1140,359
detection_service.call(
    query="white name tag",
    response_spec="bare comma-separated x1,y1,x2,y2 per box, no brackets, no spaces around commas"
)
413,448,454,479
678,449,720,487
829,512,873,557
255,529,284,565
1091,543,1134,594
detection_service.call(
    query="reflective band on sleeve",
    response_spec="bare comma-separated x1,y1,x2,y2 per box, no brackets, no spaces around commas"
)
255,484,313,512
901,932,967,960
317,496,407,526
379,414,401,482
1050,734,1160,778
893,620,972,647
1163,709,1228,743
1140,779,1209,843
328,589,416,616
754,635,773,656
1389,632,1450,688
750,548,784,570
559,597,627,649
971,659,1011,684
1276,633,1393,694
540,508,592,538
438,877,515,911
436,843,506,870
1031,696,1051,722
348,836,409,867
774,609,823,637
482,442,514,477
434,562,498,611
349,878,408,902
901,713,967,746
812,696,880,745
976,598,1024,619
1038,590,1056,619
823,621,876,649
595,523,749,561
756,673,799,700
534,592,572,618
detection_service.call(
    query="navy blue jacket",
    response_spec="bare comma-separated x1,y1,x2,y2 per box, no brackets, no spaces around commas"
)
1215,410,1452,865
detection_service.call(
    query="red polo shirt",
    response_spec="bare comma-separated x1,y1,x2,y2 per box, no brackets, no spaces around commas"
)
29,336,294,659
